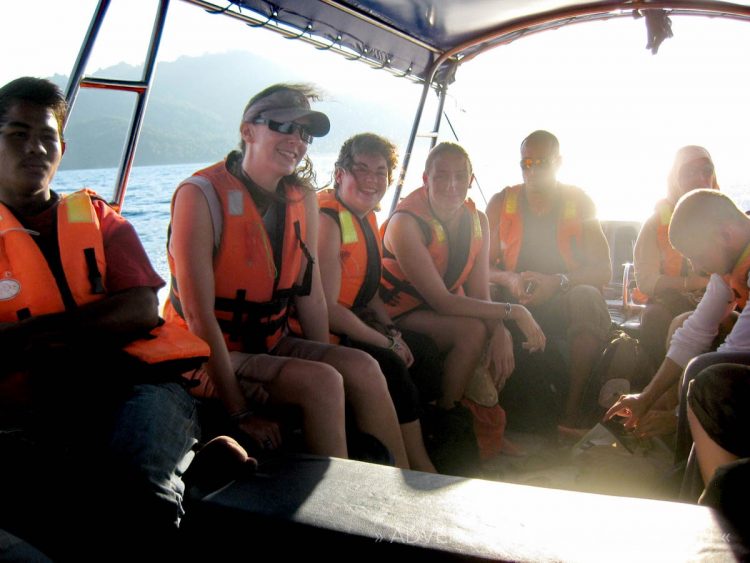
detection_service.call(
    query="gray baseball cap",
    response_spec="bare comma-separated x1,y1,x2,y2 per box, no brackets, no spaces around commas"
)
242,88,330,137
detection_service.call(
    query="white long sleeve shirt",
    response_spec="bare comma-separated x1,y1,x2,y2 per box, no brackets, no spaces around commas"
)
666,272,750,368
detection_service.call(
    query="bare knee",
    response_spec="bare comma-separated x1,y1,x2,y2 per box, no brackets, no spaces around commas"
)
276,360,344,406
326,346,390,395
450,317,487,355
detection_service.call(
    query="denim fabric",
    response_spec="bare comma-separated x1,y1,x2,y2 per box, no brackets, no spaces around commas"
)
107,382,200,527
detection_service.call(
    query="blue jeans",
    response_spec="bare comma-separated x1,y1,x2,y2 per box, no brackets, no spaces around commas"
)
107,381,200,527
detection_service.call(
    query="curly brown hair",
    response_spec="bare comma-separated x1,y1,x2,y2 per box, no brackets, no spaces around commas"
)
332,133,399,190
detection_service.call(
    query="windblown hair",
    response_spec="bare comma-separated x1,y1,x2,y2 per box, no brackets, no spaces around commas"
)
239,82,322,192
0,77,67,140
333,133,399,190
424,142,473,176
669,189,746,254
521,130,560,157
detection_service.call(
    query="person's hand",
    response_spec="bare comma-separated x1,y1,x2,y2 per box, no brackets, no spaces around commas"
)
604,393,648,430
633,409,677,438
390,335,414,367
487,324,515,389
511,305,546,352
237,415,282,451
518,272,558,307
505,272,527,301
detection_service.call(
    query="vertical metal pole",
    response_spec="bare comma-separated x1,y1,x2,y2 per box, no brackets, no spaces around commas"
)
388,77,433,215
112,0,171,209
429,84,448,150
64,0,112,128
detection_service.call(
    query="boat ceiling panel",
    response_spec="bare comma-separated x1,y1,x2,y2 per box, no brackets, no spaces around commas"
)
224,1,750,83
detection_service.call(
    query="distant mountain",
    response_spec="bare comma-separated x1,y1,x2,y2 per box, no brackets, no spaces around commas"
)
56,51,412,170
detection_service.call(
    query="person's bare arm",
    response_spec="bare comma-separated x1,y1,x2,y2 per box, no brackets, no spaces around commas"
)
486,191,525,299
293,190,331,343
1,285,160,369
604,357,683,428
385,210,544,352
318,211,391,348
171,183,248,415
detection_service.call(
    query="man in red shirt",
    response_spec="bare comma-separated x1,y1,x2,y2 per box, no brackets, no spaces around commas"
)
0,77,208,558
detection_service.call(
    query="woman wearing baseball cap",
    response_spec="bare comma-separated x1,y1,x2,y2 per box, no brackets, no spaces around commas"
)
165,84,407,466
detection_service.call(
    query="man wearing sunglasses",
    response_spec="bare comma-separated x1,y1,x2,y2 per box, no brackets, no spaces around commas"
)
486,130,612,428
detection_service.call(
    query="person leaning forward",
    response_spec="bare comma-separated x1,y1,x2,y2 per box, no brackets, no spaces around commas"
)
0,77,210,559
607,190,750,440
486,130,612,428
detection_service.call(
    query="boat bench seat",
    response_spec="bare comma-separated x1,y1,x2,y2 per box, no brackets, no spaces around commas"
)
181,455,745,561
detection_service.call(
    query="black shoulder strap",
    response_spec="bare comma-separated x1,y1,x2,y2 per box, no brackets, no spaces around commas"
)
352,215,382,309
442,209,472,290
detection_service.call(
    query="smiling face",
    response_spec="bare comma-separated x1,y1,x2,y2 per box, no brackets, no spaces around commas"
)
336,152,389,217
423,150,473,220
0,100,63,210
240,115,310,190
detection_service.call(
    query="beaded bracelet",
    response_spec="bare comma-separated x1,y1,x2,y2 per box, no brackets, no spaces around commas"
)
386,335,399,351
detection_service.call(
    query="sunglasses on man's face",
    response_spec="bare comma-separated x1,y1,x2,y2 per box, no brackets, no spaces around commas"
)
252,118,314,144
519,157,555,171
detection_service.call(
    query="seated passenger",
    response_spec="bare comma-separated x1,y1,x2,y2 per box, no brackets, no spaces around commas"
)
317,133,439,472
486,130,612,427
634,146,717,367
607,190,750,438
380,142,545,415
164,84,408,466
687,363,750,488
0,77,208,558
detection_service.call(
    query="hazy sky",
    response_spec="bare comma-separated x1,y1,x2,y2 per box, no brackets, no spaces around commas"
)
4,1,750,220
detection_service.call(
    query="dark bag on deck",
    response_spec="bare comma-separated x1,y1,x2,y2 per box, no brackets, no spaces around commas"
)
422,402,480,477
578,330,655,427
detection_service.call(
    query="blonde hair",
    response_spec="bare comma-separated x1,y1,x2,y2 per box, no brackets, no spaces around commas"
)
669,189,744,253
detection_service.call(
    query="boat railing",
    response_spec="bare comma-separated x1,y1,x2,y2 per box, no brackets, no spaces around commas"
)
63,0,170,212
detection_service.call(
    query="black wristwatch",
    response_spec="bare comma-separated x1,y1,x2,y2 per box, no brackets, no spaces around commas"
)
558,273,571,293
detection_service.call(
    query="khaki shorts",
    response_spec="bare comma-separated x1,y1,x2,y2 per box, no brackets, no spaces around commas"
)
190,336,336,397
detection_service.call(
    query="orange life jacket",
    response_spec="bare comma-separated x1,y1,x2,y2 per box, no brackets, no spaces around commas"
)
318,189,382,310
653,199,687,278
0,190,209,365
165,161,312,355
380,186,483,319
632,199,689,304
494,183,584,272
728,242,750,310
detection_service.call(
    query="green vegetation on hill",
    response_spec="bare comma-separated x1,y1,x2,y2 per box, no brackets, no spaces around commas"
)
56,52,412,170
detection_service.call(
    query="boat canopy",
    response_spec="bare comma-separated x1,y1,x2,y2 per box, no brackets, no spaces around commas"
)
197,1,750,86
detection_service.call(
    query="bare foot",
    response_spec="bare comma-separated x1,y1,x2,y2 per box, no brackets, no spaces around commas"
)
185,435,257,494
